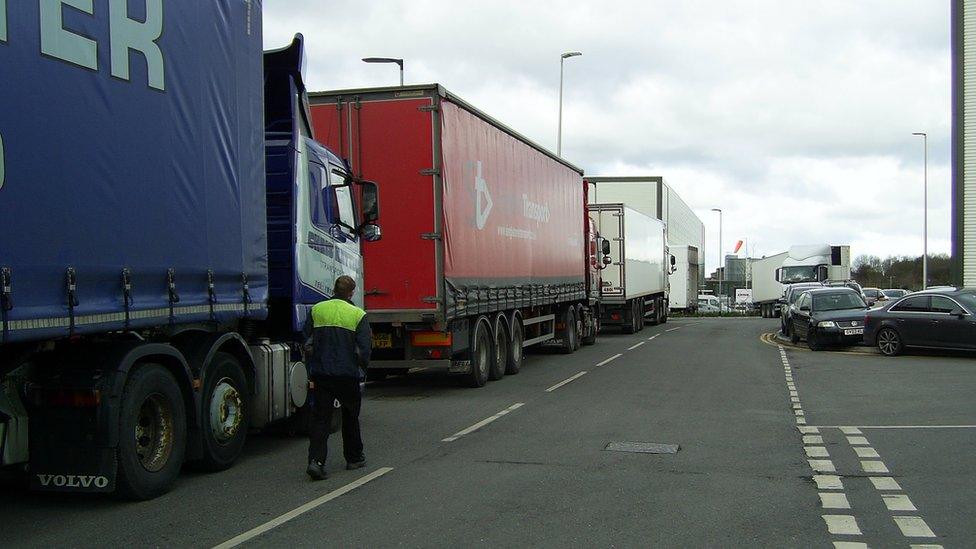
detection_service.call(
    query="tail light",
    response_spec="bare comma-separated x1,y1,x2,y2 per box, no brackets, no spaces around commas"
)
611,313,621,321
28,386,102,408
410,331,452,347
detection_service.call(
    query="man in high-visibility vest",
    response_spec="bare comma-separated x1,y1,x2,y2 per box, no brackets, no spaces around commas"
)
305,275,371,480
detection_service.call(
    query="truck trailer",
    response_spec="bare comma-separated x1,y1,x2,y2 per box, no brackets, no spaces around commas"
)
589,204,672,332
308,85,602,388
585,176,704,313
0,4,380,499
751,245,852,318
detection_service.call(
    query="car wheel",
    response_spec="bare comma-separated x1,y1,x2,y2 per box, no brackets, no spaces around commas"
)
876,327,903,356
790,325,800,344
807,330,823,351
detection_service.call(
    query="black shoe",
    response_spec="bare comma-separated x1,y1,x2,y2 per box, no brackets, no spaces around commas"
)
346,460,367,470
306,461,328,480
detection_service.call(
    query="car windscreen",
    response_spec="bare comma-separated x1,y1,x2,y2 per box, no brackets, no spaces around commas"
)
863,289,879,298
813,292,866,311
882,289,906,298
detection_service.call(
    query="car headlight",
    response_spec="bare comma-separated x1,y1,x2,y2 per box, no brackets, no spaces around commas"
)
817,321,836,328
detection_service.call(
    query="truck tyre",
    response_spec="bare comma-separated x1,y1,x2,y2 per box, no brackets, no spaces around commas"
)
464,317,492,388
622,305,635,334
196,352,248,471
559,308,578,354
661,302,669,324
636,301,645,331
505,316,525,374
489,316,509,381
115,363,187,500
573,305,584,350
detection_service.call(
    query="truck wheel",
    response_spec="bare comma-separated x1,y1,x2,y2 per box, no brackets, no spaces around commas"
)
115,363,187,500
622,306,635,334
505,316,524,374
559,308,578,354
489,316,509,381
197,352,248,471
464,317,492,388
573,306,584,350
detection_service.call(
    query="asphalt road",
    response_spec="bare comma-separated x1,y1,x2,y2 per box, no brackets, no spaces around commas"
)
2,318,973,547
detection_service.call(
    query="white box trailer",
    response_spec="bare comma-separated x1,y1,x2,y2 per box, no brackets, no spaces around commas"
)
589,203,671,333
670,245,700,312
751,245,852,318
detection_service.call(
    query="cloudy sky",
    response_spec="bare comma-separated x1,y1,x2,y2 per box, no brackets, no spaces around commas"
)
264,1,951,274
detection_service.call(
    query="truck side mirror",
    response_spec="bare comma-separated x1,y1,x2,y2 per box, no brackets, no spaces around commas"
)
670,255,676,267
601,239,611,256
774,267,783,283
361,223,382,242
359,180,380,223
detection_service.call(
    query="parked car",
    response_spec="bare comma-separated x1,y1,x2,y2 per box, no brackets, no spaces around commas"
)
790,287,869,351
862,287,887,306
864,288,976,356
781,282,824,335
823,279,866,298
697,295,721,313
881,288,909,299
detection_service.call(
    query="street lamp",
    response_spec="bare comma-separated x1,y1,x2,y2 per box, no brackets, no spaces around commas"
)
712,208,723,309
362,57,404,86
912,132,928,289
557,51,582,156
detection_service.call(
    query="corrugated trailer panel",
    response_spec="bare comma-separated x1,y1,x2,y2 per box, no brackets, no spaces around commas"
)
309,96,438,312
0,1,267,344
439,100,585,287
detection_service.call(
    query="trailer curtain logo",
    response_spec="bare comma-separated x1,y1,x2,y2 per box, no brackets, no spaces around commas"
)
475,161,492,230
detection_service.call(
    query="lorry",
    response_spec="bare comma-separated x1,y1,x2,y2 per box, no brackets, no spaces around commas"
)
588,204,673,332
669,246,700,313
585,176,704,313
751,245,852,318
0,3,380,499
307,85,603,387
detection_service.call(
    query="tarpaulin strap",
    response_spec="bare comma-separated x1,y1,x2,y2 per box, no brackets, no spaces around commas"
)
65,268,79,336
121,268,133,330
1,267,12,344
241,273,252,317
167,269,180,324
207,270,217,321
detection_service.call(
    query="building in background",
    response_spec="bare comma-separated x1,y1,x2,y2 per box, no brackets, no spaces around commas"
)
953,0,976,285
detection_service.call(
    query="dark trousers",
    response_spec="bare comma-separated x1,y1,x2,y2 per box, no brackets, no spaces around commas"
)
308,376,364,464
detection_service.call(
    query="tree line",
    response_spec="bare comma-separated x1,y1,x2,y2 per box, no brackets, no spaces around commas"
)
851,254,951,291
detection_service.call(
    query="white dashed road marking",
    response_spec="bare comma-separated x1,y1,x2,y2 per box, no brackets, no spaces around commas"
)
647,334,660,341
665,327,682,332
840,427,862,435
545,371,587,393
627,341,645,350
833,543,868,549
869,477,902,491
892,516,937,538
882,494,918,512
809,459,836,473
861,460,890,474
822,515,862,535
814,475,844,490
805,446,829,458
803,435,823,444
595,354,622,367
212,467,395,549
819,492,852,509
853,447,880,458
846,436,869,445
442,403,525,442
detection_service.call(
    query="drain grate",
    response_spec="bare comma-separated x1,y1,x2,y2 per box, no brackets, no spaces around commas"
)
605,441,680,454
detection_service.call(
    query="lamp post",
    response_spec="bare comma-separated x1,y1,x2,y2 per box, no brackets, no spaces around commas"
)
712,208,723,309
912,132,928,289
557,51,582,157
362,57,404,86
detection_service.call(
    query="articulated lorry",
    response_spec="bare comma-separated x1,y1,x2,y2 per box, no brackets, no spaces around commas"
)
585,176,704,313
588,204,673,332
752,245,852,318
0,4,380,499
308,85,603,387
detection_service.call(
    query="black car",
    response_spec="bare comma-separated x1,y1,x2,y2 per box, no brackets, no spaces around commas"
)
780,282,824,336
790,288,868,350
864,287,976,356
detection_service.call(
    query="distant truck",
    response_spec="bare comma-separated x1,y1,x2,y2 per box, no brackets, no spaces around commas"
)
586,176,705,315
0,5,380,499
308,85,603,387
751,245,852,318
670,246,700,313
589,204,673,332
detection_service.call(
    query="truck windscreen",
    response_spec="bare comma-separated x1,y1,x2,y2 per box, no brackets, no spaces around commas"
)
780,266,819,283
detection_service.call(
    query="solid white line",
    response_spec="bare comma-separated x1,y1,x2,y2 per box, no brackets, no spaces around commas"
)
909,545,944,549
545,371,588,392
803,435,824,444
212,467,394,549
883,494,918,512
665,327,682,332
442,403,525,442
820,492,851,509
806,446,829,458
854,447,880,458
815,425,976,430
647,334,660,341
822,515,862,535
893,516,936,537
861,460,890,473
627,341,645,350
595,353,623,367
809,459,836,473
813,474,844,490
846,436,870,445
869,477,902,491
